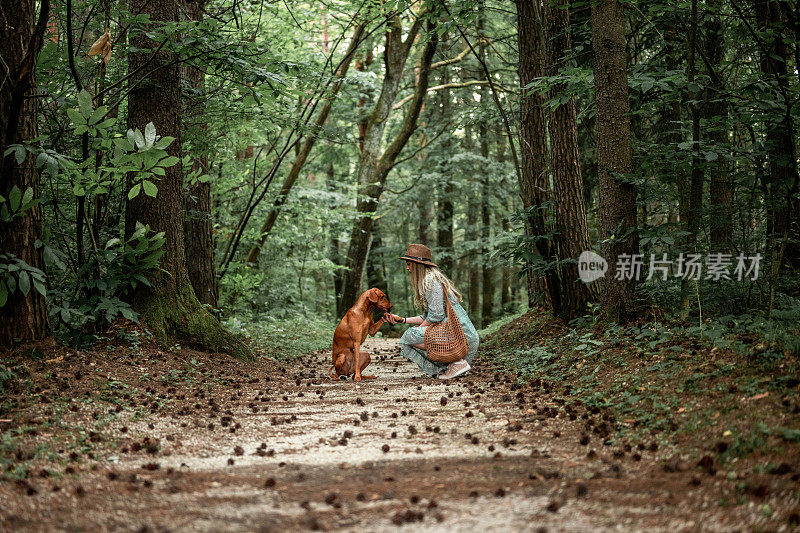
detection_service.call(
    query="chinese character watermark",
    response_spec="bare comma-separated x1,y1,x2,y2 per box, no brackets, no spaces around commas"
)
577,251,762,282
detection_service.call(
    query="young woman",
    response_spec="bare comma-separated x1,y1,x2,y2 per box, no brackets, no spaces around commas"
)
383,244,479,379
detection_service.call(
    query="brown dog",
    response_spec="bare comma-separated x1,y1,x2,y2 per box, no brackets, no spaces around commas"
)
330,288,392,382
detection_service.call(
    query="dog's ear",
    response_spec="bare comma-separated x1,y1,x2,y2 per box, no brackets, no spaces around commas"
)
367,288,379,303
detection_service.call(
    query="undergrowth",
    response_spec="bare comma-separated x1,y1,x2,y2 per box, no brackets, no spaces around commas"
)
225,313,336,360
481,307,800,459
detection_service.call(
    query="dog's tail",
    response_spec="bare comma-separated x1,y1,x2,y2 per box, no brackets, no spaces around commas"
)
329,365,337,380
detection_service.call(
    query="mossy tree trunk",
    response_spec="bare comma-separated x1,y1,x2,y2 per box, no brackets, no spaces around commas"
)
126,0,248,357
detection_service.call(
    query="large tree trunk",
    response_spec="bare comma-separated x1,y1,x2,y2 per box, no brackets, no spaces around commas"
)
591,0,640,322
338,15,438,315
245,24,365,265
126,0,248,357
515,0,559,311
706,1,732,251
543,0,597,319
755,0,800,270
181,0,217,308
0,0,49,347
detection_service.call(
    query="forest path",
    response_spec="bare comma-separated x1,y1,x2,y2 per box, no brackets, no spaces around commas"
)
3,338,761,531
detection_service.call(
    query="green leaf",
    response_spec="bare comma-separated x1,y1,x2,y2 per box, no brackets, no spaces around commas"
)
159,156,180,167
89,107,105,126
78,89,93,118
144,122,156,147
9,186,21,211
641,79,654,93
153,136,174,150
128,183,142,199
18,270,30,296
133,129,145,149
0,281,7,306
14,145,25,164
142,180,158,197
21,187,33,208
32,277,46,296
66,107,86,126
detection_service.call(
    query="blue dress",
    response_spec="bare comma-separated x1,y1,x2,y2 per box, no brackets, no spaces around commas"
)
398,277,480,376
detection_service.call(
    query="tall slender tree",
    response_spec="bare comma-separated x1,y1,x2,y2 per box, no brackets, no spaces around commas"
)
705,0,732,251
436,34,454,274
543,0,596,318
338,10,438,315
478,5,494,326
515,0,560,311
0,0,50,347
591,0,640,322
680,0,705,318
181,0,217,308
244,24,365,264
753,0,800,270
126,0,247,356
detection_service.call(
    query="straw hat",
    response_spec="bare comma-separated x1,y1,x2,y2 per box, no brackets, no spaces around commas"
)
399,243,437,267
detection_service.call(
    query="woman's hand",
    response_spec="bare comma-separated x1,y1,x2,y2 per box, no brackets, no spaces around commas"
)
383,313,403,324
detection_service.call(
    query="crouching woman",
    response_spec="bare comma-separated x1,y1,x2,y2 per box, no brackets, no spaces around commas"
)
384,244,479,379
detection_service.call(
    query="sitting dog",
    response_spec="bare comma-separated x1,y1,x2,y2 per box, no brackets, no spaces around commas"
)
330,288,392,382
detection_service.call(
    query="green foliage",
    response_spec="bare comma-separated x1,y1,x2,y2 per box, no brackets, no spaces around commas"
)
50,223,165,345
225,313,335,360
0,253,46,308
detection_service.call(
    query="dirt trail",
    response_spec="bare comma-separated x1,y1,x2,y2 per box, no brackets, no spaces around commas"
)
1,338,778,531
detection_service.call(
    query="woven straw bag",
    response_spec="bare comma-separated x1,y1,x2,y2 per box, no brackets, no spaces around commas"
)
424,282,470,363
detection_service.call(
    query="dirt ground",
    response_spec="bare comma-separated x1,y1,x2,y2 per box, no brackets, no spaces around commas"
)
1,337,799,532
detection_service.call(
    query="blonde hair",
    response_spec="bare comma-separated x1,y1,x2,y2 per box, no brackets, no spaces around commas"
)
408,262,463,310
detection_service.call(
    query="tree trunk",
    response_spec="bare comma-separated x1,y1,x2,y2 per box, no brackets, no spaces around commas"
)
126,0,248,357
366,219,389,296
515,0,559,311
591,0,640,322
478,7,494,327
680,0,704,318
436,43,454,274
339,15,438,315
0,0,50,347
706,1,732,251
326,161,344,312
245,24,365,264
755,0,800,270
544,0,597,319
418,196,434,245
500,215,512,312
181,0,217,308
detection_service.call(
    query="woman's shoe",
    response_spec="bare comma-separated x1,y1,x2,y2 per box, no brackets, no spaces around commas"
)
437,360,470,379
